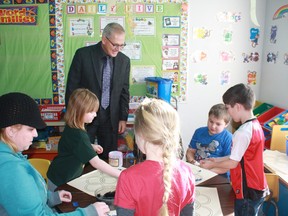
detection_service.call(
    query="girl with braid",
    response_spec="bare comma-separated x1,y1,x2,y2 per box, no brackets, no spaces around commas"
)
114,98,195,216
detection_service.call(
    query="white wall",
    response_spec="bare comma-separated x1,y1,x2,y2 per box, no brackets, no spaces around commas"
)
259,0,288,108
178,0,268,152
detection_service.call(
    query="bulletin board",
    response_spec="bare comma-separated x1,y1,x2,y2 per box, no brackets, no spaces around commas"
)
0,0,188,104
0,2,52,103
57,0,188,104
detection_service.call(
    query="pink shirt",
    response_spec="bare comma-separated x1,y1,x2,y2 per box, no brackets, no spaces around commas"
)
114,160,195,216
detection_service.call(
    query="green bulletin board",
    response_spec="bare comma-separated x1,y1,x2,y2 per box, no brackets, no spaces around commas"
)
0,3,52,102
0,0,188,104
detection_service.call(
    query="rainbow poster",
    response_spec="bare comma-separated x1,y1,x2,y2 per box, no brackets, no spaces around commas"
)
273,4,288,20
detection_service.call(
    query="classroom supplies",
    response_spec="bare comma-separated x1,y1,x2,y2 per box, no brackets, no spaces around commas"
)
108,151,123,168
145,77,173,103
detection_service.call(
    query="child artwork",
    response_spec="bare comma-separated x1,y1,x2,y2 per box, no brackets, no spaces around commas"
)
194,73,208,85
192,50,207,63
270,25,277,44
220,71,231,85
219,51,235,62
242,52,259,63
223,28,233,43
193,27,211,39
185,162,217,185
195,187,223,216
272,4,288,20
247,71,257,85
250,28,260,48
267,52,278,63
216,11,241,23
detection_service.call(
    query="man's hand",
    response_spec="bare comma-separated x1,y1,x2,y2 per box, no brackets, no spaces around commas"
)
118,120,127,134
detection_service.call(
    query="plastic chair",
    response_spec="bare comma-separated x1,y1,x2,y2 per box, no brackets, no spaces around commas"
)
262,173,279,216
270,125,288,153
28,158,51,183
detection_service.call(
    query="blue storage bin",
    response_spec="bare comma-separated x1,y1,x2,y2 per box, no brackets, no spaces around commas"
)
145,77,172,103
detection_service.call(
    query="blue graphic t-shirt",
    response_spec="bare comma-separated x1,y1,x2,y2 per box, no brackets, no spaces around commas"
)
188,126,232,161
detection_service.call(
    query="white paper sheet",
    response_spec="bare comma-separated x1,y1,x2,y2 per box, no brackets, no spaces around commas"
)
67,170,118,197
185,162,218,185
195,187,223,216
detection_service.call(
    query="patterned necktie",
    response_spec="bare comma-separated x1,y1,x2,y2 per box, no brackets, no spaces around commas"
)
101,56,111,109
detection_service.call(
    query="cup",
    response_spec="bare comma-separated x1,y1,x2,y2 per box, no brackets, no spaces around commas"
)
108,151,123,168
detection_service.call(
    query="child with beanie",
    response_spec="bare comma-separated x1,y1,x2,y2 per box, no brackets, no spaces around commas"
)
0,92,110,216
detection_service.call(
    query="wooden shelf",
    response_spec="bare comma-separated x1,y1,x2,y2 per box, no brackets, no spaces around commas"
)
23,148,57,161
45,119,65,127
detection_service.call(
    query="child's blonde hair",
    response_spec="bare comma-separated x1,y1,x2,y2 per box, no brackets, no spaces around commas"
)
65,88,99,130
134,98,181,216
0,125,22,152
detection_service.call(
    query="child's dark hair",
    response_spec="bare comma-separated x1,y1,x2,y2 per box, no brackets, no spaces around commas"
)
222,83,255,110
209,103,230,124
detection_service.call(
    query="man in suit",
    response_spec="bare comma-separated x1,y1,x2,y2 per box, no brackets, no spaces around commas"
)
65,23,130,159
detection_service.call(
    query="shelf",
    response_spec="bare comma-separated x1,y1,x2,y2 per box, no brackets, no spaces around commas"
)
45,119,65,127
23,148,57,161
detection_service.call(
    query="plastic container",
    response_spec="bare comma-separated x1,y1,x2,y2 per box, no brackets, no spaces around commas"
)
253,102,274,117
263,110,288,131
254,100,262,109
108,151,123,168
145,77,172,103
257,106,285,127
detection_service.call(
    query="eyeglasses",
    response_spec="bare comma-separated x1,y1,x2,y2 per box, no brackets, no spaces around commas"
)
105,37,126,50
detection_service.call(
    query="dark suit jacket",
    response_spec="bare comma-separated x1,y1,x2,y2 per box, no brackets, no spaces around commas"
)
65,42,130,130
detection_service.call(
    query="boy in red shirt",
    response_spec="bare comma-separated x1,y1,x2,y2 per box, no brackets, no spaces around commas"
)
200,83,269,216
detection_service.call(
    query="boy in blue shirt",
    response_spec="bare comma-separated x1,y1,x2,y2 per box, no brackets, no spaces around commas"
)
186,103,232,169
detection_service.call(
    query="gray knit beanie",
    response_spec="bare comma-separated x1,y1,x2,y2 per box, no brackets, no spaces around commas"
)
0,92,46,129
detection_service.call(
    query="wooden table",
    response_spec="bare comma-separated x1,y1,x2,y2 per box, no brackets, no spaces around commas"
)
197,173,235,216
263,149,288,187
56,164,235,215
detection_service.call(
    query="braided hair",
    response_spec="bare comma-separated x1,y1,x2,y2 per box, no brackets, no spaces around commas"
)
134,98,182,216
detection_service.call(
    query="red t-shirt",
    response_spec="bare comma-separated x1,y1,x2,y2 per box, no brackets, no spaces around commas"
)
230,119,268,199
114,160,195,216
